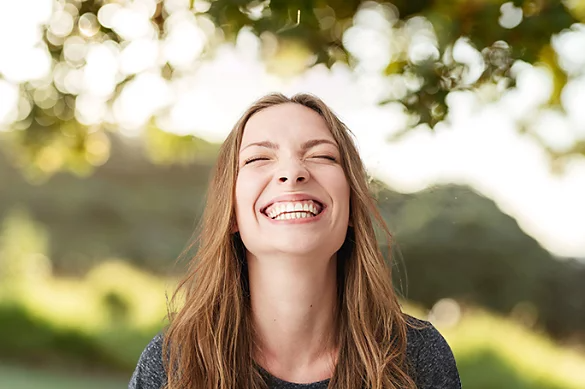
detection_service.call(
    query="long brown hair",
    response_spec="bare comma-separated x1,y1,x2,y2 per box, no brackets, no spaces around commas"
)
163,93,417,389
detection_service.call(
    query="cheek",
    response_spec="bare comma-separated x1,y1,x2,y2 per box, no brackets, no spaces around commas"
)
329,172,351,222
339,181,351,218
234,170,263,216
327,170,351,203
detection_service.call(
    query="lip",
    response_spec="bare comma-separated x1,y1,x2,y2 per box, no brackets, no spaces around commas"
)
259,193,326,214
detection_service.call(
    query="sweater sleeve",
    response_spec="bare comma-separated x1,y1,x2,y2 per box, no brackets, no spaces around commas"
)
407,319,461,389
128,334,166,389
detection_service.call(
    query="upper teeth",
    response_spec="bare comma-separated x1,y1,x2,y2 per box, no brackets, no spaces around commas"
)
264,200,321,219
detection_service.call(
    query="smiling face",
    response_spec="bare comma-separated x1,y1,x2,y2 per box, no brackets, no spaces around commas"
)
234,103,351,261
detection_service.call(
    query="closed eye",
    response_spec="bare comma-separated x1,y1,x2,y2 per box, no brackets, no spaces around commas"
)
244,156,269,165
313,155,337,162
244,155,337,165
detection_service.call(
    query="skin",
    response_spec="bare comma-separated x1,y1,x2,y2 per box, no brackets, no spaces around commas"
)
234,103,351,384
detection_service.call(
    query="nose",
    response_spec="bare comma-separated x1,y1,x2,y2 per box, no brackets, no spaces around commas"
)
276,159,310,185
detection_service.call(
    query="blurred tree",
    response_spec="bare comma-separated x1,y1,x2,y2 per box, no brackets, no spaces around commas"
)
0,0,583,179
2,143,585,340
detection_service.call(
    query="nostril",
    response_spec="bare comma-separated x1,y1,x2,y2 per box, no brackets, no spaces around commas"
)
278,174,307,183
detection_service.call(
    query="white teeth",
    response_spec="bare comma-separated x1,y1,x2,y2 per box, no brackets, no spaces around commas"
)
264,200,323,219
273,212,314,220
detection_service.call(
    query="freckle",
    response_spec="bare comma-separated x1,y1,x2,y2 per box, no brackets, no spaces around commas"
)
310,304,313,308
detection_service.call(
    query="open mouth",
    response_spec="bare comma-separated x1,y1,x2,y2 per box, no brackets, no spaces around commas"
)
262,200,324,220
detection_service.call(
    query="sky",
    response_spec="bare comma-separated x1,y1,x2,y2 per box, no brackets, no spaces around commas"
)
0,0,584,258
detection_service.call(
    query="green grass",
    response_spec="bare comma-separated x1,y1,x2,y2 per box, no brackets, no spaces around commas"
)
0,364,128,389
440,310,585,389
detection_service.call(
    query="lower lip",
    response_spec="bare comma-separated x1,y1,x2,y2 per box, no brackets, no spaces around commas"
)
261,206,327,225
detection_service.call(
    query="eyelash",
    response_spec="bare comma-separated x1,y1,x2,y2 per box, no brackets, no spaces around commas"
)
243,155,337,165
244,157,269,165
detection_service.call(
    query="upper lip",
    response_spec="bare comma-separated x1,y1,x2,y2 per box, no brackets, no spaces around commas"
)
260,193,325,214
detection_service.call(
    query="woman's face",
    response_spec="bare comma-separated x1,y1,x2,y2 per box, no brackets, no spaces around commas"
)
234,103,350,261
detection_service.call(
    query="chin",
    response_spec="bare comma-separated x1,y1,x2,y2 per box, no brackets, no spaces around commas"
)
242,229,347,260
271,237,336,258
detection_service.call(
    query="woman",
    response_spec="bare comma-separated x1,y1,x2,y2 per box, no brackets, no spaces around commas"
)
129,93,461,389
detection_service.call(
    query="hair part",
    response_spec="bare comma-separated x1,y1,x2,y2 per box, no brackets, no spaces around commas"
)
163,93,417,389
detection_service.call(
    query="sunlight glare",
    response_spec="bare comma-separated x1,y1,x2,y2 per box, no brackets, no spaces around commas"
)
561,76,585,138
113,72,171,130
119,39,160,75
0,80,19,126
552,24,585,75
163,11,207,68
83,43,119,97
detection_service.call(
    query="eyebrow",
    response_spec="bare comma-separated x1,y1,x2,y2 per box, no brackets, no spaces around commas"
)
241,139,338,151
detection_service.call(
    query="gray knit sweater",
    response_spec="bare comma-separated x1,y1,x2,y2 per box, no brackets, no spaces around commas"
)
129,316,461,389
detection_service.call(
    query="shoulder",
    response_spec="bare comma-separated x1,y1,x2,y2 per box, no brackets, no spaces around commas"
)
128,333,166,389
403,314,462,389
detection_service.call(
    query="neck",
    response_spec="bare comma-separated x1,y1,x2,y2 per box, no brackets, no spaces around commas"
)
247,252,339,383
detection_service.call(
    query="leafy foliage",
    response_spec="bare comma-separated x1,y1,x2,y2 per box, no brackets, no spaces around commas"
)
1,0,583,177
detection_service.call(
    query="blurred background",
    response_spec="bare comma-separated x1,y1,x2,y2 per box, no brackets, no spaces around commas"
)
1,0,585,388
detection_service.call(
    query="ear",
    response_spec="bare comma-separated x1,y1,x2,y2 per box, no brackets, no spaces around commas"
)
231,221,239,234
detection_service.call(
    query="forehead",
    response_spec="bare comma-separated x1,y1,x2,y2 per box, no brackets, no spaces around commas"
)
241,103,334,145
